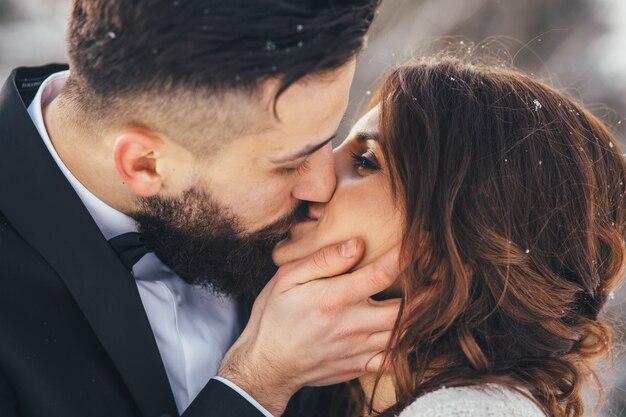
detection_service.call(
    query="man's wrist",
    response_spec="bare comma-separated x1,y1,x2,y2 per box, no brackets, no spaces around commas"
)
212,377,275,417
218,345,297,416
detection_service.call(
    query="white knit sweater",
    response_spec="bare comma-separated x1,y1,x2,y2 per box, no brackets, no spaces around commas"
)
397,384,546,417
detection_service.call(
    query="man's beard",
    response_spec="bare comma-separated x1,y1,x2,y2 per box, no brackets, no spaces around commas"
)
130,188,308,300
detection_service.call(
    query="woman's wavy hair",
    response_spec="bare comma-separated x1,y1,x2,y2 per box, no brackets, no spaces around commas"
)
367,58,626,417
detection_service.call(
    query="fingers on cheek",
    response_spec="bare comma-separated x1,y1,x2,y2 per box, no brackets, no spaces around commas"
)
272,262,301,286
378,305,401,329
345,304,399,334
366,331,393,351
351,331,392,356
326,327,391,359
334,325,359,340
371,262,397,293
322,352,374,375
309,248,335,276
317,294,348,317
342,353,384,374
364,352,386,373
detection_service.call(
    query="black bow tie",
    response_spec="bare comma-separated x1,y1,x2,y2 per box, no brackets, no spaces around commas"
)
108,232,154,272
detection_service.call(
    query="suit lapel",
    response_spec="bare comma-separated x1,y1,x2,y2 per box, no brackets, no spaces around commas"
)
0,66,178,417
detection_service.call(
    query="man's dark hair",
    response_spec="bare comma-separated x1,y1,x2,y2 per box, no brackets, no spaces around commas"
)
68,0,380,100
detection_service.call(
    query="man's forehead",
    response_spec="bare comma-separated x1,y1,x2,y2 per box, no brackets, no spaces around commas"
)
219,59,356,161
260,62,355,157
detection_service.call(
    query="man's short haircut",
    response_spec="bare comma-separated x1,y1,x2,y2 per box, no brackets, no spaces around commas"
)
67,0,380,100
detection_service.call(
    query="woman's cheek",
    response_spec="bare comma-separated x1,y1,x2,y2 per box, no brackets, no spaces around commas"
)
272,174,396,267
351,180,402,264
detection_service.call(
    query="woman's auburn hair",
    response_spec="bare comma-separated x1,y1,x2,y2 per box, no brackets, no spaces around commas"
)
371,58,626,417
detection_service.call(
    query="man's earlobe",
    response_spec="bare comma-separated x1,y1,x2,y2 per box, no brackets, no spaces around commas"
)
113,130,163,197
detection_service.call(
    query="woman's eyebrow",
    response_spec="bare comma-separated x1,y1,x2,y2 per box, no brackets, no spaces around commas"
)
355,131,380,143
271,135,336,164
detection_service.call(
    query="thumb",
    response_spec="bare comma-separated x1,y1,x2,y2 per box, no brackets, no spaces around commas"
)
277,238,365,286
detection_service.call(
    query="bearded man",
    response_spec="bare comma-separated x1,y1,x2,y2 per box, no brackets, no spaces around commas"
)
0,1,400,416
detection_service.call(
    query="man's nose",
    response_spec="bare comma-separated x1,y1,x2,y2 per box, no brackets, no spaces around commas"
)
291,144,337,203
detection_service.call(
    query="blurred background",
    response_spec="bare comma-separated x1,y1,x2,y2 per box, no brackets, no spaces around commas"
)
1,0,625,415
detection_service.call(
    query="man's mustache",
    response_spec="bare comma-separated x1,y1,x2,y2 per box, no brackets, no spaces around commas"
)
254,202,310,239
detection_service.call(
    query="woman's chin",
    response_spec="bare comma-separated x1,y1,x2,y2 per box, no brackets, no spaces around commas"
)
272,234,319,267
271,238,291,266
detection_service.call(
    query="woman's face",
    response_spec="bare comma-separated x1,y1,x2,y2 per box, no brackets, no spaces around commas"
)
272,106,403,269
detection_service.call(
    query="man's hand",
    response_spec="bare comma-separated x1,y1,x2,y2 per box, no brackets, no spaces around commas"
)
218,239,400,416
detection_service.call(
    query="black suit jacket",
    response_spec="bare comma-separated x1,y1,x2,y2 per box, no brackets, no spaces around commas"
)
0,65,341,417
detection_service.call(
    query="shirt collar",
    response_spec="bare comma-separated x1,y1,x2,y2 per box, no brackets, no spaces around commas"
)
27,71,139,240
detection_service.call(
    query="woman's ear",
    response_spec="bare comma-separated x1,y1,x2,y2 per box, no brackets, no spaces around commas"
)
113,129,164,197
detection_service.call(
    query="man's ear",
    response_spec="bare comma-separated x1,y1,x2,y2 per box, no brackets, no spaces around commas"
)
113,129,164,197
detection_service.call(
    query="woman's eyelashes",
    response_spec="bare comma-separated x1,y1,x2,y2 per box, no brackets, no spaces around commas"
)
350,149,381,173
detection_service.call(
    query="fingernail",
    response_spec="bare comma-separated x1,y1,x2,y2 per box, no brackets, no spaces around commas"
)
340,239,356,258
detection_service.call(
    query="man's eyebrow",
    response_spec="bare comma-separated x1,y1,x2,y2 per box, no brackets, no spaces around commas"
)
271,135,336,164
355,131,380,143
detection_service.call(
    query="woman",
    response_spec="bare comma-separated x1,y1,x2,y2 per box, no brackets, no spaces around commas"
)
273,58,626,417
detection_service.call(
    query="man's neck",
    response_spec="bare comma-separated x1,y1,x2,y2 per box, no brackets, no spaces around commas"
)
43,95,135,214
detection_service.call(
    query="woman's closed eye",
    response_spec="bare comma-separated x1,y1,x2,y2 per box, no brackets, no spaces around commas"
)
350,149,381,173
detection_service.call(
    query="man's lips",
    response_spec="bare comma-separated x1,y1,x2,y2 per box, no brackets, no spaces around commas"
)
286,209,318,240
293,211,318,225
304,209,319,222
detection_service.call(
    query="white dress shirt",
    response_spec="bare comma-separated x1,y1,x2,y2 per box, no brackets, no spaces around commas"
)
27,71,271,417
